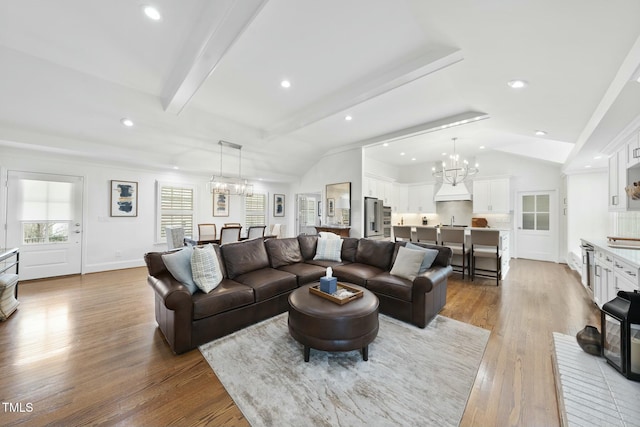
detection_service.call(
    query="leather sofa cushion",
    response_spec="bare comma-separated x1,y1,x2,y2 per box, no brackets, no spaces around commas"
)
265,238,303,268
341,238,359,262
332,263,385,286
355,239,395,270
233,268,297,302
192,278,255,320
278,263,326,285
298,235,318,260
305,259,348,269
221,238,270,279
366,273,412,301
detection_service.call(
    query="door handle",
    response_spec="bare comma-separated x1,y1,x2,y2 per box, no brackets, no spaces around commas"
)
74,230,81,234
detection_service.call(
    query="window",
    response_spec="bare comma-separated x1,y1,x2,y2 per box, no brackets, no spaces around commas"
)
522,194,550,231
245,193,266,227
157,182,194,241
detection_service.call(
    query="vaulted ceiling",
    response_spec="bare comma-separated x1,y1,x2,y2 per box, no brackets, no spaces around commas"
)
1,0,640,182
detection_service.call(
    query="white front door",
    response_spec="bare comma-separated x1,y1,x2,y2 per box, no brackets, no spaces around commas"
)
516,190,558,262
5,171,83,280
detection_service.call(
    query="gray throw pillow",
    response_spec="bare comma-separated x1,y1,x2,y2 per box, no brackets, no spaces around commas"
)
390,246,426,281
406,242,439,273
313,238,343,262
162,246,197,294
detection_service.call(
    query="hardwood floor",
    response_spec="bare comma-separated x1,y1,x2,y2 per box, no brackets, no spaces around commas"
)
0,259,600,426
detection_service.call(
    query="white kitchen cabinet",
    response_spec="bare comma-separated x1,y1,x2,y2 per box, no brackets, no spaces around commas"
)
594,249,614,308
393,183,408,212
626,132,640,168
609,148,627,211
364,176,394,205
472,178,510,213
407,184,435,213
500,232,510,279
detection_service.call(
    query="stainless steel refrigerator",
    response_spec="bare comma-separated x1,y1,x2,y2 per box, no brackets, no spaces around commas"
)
364,197,384,238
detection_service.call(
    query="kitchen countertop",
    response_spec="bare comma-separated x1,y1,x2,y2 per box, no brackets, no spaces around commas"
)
582,238,640,267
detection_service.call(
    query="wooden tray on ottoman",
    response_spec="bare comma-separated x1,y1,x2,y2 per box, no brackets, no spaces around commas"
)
309,282,364,305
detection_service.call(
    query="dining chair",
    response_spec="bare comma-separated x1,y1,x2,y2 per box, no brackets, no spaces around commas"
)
197,223,218,244
470,229,502,286
393,226,412,242
165,226,185,250
440,227,470,279
247,225,266,240
224,222,242,227
415,226,438,245
219,226,242,245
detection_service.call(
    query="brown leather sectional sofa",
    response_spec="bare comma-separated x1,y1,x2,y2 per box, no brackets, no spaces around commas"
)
144,235,453,354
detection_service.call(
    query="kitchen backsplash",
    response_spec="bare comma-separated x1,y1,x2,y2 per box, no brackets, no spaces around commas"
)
612,211,640,238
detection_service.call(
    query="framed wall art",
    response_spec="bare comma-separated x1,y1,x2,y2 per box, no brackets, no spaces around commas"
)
213,189,230,217
110,180,138,217
327,198,335,217
274,194,285,217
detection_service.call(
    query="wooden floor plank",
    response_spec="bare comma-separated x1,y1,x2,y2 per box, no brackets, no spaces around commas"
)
0,258,599,426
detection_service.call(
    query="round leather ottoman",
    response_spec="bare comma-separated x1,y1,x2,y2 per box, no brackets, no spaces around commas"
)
288,283,379,362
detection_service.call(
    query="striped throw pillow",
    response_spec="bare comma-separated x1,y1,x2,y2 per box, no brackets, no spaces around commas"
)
313,238,343,262
191,244,223,293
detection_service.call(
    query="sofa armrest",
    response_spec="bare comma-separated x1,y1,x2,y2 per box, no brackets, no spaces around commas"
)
147,273,192,312
412,266,453,295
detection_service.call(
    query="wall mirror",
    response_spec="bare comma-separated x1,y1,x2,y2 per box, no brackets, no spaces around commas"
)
325,182,351,226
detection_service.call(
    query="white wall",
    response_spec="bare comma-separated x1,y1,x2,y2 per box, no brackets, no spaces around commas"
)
566,171,609,259
296,147,363,237
0,147,293,274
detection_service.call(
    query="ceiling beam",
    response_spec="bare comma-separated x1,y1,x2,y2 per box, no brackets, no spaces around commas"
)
264,47,464,139
161,0,269,115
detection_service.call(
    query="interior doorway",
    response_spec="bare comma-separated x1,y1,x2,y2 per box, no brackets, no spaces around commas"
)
5,171,84,280
296,193,321,236
515,190,558,262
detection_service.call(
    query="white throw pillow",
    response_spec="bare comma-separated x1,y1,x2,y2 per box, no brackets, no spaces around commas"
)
313,238,343,262
390,246,427,281
191,244,224,293
318,231,341,239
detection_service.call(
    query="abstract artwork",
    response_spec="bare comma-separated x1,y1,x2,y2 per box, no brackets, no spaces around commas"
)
274,194,285,217
213,190,230,217
110,180,138,217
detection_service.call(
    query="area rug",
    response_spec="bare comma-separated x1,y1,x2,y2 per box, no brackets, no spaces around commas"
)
199,313,490,426
552,333,640,427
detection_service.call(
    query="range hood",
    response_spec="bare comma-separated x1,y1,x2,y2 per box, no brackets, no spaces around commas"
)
434,182,472,202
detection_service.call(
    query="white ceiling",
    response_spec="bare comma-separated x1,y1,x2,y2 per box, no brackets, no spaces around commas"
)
1,0,640,181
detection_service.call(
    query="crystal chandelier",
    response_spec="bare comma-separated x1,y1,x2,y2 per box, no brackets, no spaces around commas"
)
208,140,254,196
431,137,479,186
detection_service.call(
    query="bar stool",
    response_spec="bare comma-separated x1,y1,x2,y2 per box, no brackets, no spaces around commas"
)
440,227,470,279
470,229,502,286
393,226,412,242
415,226,438,245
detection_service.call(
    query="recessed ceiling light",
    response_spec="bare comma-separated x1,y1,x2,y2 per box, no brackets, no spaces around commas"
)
383,143,389,147
479,146,485,149
441,152,447,156
585,165,592,168
280,80,291,88
411,158,416,161
345,115,352,121
535,130,547,136
120,118,134,127
507,79,528,89
143,6,161,21
594,155,602,160
173,166,179,170
400,152,405,156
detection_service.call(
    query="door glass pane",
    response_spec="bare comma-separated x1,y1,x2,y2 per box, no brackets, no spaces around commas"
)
523,195,535,212
49,223,69,242
23,222,69,244
537,213,550,231
536,195,550,212
523,213,535,230
23,223,46,244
